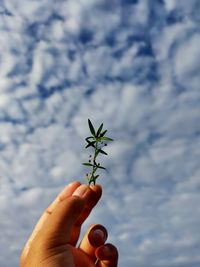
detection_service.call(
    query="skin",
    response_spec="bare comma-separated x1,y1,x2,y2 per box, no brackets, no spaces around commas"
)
20,181,118,267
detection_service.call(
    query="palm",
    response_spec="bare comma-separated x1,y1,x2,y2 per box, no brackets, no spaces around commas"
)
51,244,96,267
70,245,96,267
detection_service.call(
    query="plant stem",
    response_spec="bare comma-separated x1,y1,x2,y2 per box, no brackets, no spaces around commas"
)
89,139,98,184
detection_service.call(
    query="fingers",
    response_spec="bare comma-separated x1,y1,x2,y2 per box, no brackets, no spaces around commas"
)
76,184,102,226
68,184,102,245
35,183,102,247
21,181,102,260
41,195,86,247
96,243,118,267
35,181,81,232
79,224,108,261
78,224,118,267
41,184,93,246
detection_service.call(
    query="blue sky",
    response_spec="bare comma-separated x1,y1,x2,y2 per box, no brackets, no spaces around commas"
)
0,0,200,266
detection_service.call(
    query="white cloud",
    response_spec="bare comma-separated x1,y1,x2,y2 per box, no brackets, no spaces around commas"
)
0,93,10,109
0,0,200,267
174,33,200,91
164,0,177,11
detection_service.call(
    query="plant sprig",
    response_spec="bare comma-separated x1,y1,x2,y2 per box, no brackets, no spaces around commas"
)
82,119,114,185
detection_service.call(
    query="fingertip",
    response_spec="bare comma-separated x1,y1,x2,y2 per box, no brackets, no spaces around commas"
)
65,181,82,191
90,184,102,194
88,224,108,247
72,184,90,198
89,184,102,202
96,243,118,262
59,181,82,201
78,224,107,261
68,180,82,187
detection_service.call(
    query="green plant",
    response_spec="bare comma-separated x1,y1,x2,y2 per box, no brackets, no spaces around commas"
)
82,119,114,185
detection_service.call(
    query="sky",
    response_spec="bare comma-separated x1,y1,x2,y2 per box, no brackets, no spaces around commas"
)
0,0,200,266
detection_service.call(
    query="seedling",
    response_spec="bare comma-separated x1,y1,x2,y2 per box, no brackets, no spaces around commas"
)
82,119,114,185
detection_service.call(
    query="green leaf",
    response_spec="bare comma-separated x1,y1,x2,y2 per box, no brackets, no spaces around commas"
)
85,136,94,141
100,130,107,137
85,141,96,148
96,123,103,137
88,119,96,137
94,174,100,179
82,163,94,167
97,165,106,170
100,137,114,141
85,138,95,144
99,149,108,155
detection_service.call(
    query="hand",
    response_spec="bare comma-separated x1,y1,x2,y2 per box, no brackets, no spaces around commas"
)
20,181,118,267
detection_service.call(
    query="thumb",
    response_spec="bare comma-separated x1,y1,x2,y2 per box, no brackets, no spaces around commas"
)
41,196,85,248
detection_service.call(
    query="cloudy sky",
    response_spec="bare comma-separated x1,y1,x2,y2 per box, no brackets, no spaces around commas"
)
0,0,200,266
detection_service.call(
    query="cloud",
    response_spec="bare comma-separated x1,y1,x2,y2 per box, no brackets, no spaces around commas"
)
0,0,200,267
173,33,200,91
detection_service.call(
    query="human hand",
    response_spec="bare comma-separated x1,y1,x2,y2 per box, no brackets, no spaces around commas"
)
20,181,118,267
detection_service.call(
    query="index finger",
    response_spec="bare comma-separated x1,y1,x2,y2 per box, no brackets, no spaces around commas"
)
35,181,81,231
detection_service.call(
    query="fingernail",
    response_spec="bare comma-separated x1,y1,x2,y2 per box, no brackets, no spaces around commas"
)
59,182,80,200
88,226,107,247
73,185,89,197
93,229,106,241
